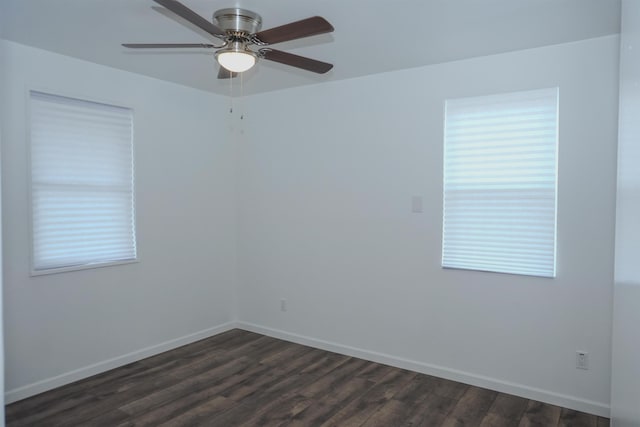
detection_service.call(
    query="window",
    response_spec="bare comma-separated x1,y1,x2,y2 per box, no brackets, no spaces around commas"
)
30,91,136,273
442,88,558,278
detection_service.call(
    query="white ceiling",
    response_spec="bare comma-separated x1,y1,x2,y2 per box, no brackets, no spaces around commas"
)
0,0,621,96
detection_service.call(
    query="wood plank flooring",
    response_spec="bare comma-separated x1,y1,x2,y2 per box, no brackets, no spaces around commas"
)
6,329,609,427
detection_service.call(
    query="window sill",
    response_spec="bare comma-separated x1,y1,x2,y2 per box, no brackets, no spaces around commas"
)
30,258,139,277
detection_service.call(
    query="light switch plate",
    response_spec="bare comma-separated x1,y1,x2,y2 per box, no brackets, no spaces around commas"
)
412,196,423,213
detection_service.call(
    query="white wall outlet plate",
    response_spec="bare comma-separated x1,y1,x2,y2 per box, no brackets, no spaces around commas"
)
576,351,589,370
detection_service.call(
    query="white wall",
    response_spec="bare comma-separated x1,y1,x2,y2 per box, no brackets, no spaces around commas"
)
611,1,640,425
0,33,621,419
237,36,620,416
0,40,237,402
0,37,6,427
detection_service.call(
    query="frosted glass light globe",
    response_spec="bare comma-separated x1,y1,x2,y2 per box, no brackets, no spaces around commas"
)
217,51,256,73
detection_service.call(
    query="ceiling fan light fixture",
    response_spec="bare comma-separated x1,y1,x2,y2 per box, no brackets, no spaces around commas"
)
216,41,256,73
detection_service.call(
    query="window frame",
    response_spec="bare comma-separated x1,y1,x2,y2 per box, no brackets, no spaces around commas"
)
441,87,559,278
27,89,139,276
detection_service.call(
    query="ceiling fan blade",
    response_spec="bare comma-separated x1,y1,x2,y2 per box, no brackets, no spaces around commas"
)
253,16,334,45
260,49,333,74
152,0,225,38
122,43,216,48
217,67,238,79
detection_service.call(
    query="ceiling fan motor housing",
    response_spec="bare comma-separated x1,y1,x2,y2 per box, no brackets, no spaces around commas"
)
213,8,262,35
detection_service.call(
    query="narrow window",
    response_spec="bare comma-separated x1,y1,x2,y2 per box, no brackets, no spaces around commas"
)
30,91,136,273
442,88,558,278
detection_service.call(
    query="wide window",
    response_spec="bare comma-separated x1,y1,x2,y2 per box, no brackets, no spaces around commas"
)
442,88,558,278
30,91,136,273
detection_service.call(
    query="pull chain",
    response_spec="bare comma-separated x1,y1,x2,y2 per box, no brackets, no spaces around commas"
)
229,68,234,114
240,72,244,120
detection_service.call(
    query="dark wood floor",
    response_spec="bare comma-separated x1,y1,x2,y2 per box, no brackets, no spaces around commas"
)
6,329,609,427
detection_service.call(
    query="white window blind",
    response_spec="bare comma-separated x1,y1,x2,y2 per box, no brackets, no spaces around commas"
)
442,88,558,278
30,91,136,273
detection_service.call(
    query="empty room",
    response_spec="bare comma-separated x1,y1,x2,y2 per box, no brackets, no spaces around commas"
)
1,0,639,426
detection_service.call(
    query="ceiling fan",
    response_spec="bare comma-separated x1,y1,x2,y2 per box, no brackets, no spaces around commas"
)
123,0,335,79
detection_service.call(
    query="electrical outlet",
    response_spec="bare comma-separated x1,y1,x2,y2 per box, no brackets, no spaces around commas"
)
280,299,287,312
576,351,589,370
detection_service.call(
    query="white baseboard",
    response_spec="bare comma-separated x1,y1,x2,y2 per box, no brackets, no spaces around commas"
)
7,320,611,418
5,321,238,404
237,321,610,418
